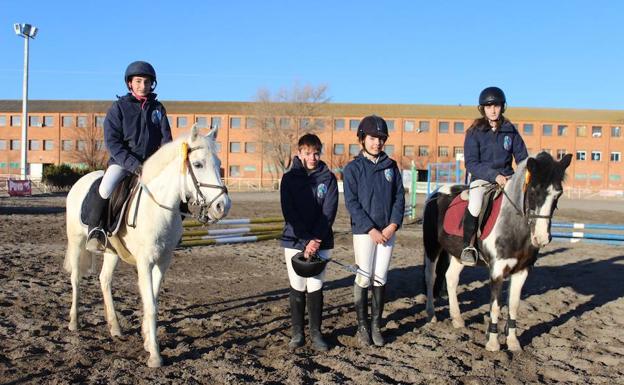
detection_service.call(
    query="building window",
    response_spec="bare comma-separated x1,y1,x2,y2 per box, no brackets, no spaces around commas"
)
386,120,395,132
211,117,221,129
62,116,74,127
77,140,86,151
195,116,208,128
610,152,621,162
576,125,587,137
453,122,464,134
230,117,241,129
28,140,41,150
62,140,73,151
243,165,257,172
334,119,345,131
418,146,429,156
453,146,464,158
246,117,257,129
77,116,88,128
275,118,288,129
229,142,241,153
349,144,359,156
576,151,586,161
95,140,104,150
43,140,54,151
29,116,42,127
403,145,414,156
0,140,6,150
611,126,621,137
609,174,621,182
44,116,54,127
557,125,568,136
95,116,105,128
349,119,360,131
438,121,449,133
229,165,240,177
438,146,449,157
244,142,256,153
0,116,5,126
11,116,21,127
404,120,414,132
215,142,222,153
591,126,602,138
300,118,310,130
385,145,394,156
419,121,430,132
556,149,567,160
333,144,344,155
9,162,19,169
523,123,533,135
591,151,601,161
542,124,553,136
177,117,188,128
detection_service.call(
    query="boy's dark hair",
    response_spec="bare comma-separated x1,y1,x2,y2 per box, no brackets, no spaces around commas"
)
298,133,322,151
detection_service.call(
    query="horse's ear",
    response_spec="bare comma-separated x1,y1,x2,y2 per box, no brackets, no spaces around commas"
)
190,123,199,142
206,125,218,141
560,153,572,170
526,157,537,174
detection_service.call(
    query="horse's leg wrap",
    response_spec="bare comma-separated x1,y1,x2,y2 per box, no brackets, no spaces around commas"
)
487,322,498,335
505,319,517,335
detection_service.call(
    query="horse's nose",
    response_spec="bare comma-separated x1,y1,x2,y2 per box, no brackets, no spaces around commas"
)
215,202,224,215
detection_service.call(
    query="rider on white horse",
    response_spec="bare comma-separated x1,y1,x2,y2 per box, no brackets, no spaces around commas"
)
85,61,172,253
461,87,528,266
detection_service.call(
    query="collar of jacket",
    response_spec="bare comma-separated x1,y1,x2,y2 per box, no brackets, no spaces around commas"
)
354,151,393,169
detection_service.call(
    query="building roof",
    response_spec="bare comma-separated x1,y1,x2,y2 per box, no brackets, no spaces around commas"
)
1,99,623,124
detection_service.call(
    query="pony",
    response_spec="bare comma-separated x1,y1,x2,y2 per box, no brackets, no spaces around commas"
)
423,152,572,351
64,124,230,367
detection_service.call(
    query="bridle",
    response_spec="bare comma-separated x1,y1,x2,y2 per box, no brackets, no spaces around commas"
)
499,170,556,225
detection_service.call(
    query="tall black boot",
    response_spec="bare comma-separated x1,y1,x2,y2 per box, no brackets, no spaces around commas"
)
371,285,386,346
288,288,305,350
353,283,372,346
460,209,479,266
84,189,109,254
307,290,328,352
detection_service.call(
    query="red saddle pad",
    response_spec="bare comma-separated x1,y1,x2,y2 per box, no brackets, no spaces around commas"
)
442,194,503,240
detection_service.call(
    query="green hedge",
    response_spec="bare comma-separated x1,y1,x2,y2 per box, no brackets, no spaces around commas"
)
42,164,93,190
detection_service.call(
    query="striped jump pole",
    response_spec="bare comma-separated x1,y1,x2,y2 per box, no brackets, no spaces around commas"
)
551,236,624,246
183,225,283,238
183,216,284,228
551,221,624,246
179,232,282,247
551,231,624,242
552,222,624,231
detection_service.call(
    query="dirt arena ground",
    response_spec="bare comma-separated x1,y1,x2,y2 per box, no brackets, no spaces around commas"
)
0,192,623,384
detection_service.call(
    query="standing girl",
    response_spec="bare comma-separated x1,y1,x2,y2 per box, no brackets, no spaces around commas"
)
343,115,405,347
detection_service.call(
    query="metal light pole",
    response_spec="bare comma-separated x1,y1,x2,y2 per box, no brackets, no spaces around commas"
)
13,23,38,179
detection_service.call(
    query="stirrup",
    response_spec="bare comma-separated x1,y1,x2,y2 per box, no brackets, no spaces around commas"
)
460,246,479,266
86,227,108,253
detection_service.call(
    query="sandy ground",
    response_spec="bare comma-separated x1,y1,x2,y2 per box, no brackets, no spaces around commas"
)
0,192,623,384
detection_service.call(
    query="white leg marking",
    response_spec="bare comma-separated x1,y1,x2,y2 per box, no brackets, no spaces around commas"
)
99,252,121,337
137,260,162,368
507,269,528,352
445,257,465,328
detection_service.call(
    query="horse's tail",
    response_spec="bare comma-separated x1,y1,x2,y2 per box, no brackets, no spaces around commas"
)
422,191,450,299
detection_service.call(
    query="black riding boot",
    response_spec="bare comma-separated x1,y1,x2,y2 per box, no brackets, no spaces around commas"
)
460,209,479,266
84,189,109,254
353,283,372,346
371,285,386,346
288,288,306,350
307,290,328,352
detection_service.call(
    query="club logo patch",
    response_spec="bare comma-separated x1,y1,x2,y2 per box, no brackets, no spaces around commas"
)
317,183,327,199
151,109,162,125
384,169,393,182
503,135,512,151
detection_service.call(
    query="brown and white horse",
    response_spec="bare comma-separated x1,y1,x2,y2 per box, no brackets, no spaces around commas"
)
64,124,230,367
423,152,572,351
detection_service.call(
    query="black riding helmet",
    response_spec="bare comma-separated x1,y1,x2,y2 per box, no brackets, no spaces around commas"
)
291,251,328,277
357,115,389,141
479,86,506,112
124,61,157,90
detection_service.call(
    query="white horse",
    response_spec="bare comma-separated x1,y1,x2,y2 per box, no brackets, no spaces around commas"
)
64,124,230,367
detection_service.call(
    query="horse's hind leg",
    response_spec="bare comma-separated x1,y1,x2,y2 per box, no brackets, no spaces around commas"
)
506,269,528,351
99,251,121,337
66,241,86,331
137,259,162,368
445,256,465,328
485,278,504,351
424,252,439,322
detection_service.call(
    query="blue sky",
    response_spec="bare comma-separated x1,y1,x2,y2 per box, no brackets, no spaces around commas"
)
1,1,622,109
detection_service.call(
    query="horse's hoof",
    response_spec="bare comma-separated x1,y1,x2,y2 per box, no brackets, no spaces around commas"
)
507,339,522,352
427,315,437,323
452,318,465,329
68,321,79,331
110,325,122,337
147,356,162,368
485,340,500,352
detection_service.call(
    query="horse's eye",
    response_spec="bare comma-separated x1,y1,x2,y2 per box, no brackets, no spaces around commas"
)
193,161,203,169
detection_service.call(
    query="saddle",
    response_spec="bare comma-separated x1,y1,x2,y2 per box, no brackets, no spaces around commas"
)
442,186,503,240
80,174,140,235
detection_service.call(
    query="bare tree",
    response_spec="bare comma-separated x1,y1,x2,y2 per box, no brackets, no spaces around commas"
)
69,123,108,170
252,83,330,177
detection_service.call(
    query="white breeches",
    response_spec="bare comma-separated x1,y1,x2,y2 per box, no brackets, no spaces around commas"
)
468,179,488,217
284,248,329,293
353,233,395,287
99,164,130,199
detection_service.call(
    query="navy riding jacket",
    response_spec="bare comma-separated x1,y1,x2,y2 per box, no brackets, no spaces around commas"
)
464,120,528,183
280,156,339,251
104,93,172,173
343,152,405,234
